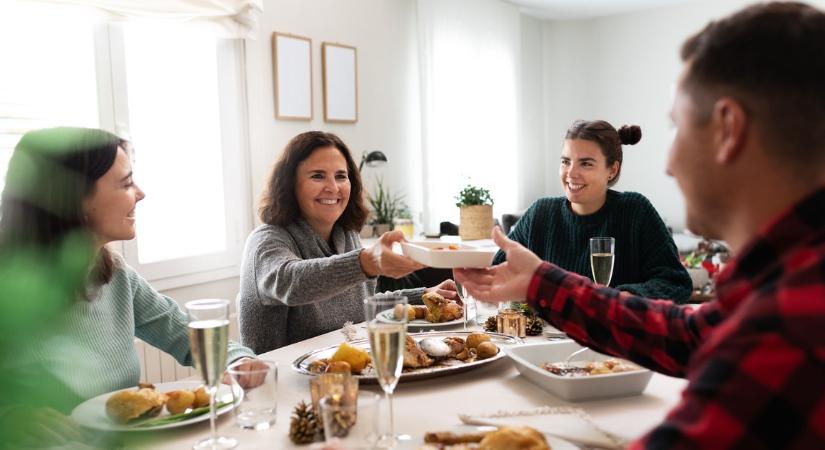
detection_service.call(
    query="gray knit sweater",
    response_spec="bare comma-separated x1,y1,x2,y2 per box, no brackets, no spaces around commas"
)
238,219,424,353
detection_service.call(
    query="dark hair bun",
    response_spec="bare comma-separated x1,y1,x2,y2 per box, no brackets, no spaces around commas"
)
618,125,642,145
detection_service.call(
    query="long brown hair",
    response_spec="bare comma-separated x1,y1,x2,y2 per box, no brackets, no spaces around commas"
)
565,120,641,187
259,131,368,231
0,127,124,287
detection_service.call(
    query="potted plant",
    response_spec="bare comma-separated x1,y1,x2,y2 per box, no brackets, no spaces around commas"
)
367,178,406,236
455,184,494,240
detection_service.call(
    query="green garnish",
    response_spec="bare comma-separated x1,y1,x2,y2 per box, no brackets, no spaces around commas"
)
132,401,231,427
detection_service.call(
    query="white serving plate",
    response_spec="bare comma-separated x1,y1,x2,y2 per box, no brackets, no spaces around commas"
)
504,341,652,402
400,241,497,268
71,381,237,432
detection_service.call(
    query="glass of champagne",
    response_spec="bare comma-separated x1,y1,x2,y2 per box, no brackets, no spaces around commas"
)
590,237,615,286
185,299,237,450
364,294,408,448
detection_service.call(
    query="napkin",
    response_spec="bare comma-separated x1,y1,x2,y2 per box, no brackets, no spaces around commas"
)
459,406,628,450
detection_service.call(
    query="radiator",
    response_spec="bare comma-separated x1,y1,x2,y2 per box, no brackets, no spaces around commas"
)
135,312,240,383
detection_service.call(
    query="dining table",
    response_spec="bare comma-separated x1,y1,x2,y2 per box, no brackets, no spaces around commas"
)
120,321,688,449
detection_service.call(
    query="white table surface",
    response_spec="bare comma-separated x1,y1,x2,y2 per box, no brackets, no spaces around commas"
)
121,323,686,449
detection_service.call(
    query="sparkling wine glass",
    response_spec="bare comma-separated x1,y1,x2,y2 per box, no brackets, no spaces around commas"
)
590,237,615,286
364,294,408,448
185,299,236,450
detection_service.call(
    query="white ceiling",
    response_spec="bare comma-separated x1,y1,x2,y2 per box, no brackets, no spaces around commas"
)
505,0,696,20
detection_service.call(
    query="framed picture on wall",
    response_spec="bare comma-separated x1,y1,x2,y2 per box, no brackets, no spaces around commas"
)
272,32,313,120
322,42,358,123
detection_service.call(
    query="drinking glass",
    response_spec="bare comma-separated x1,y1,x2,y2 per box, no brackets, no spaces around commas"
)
320,392,381,449
227,359,277,431
364,294,408,447
589,237,615,286
185,299,237,450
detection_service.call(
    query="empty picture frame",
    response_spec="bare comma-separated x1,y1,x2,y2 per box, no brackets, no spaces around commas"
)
272,32,312,120
322,42,358,123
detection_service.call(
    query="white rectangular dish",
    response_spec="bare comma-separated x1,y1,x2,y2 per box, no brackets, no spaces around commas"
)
504,341,653,402
400,241,497,268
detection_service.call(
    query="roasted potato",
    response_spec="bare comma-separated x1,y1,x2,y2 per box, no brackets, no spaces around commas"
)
165,389,195,415
325,360,352,374
466,332,491,349
476,341,498,359
330,342,372,374
192,386,209,408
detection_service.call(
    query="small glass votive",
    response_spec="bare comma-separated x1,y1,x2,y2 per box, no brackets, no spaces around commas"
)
227,359,278,430
309,373,359,416
497,308,526,338
320,392,380,450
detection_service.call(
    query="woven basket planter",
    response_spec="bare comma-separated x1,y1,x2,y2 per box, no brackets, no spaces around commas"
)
459,205,493,240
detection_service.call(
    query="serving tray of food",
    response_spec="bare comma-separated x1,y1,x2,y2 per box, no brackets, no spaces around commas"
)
292,330,523,383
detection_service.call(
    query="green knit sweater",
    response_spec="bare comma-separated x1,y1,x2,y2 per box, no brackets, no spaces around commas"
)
13,257,254,404
493,190,692,303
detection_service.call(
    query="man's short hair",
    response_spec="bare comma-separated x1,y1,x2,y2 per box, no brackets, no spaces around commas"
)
681,2,825,167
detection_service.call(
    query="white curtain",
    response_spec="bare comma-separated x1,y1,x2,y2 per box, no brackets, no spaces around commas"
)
27,0,262,38
416,0,522,234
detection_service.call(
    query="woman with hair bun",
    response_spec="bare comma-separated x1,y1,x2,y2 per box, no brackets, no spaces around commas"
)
493,119,691,302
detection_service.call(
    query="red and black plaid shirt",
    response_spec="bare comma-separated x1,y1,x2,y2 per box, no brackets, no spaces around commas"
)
527,188,825,449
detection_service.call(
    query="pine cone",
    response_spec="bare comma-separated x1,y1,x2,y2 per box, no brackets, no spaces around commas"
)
525,316,544,336
483,315,498,332
289,400,320,445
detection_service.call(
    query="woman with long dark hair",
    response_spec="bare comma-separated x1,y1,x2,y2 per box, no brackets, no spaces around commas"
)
493,120,691,302
239,131,456,353
0,128,257,445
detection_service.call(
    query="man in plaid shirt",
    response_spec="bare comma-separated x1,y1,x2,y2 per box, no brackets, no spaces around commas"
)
457,2,825,448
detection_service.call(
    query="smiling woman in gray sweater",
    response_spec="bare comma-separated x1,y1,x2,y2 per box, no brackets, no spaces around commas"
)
239,132,456,353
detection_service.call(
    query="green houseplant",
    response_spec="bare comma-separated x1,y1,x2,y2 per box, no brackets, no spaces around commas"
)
367,178,407,236
455,184,494,240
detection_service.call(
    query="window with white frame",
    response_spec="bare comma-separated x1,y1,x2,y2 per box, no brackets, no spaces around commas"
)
0,2,249,289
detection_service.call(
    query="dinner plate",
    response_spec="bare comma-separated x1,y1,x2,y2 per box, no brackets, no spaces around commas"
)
397,425,578,450
71,380,238,432
292,331,522,383
377,307,464,329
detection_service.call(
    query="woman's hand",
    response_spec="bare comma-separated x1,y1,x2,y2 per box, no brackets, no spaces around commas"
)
359,230,425,278
454,227,543,302
223,358,269,388
426,279,460,303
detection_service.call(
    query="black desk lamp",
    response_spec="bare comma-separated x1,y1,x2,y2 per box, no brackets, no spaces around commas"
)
359,150,388,172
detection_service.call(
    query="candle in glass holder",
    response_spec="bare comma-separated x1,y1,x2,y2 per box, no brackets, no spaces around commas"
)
497,308,526,338
309,373,359,414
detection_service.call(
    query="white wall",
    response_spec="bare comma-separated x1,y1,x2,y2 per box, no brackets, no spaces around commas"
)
244,0,423,221
540,0,825,230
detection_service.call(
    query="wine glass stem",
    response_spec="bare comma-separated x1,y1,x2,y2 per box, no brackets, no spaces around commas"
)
209,385,218,446
386,391,395,440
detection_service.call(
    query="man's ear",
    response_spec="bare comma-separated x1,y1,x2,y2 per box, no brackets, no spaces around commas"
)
711,97,748,165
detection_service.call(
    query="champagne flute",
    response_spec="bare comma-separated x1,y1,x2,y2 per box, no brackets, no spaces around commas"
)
364,294,408,448
590,237,615,286
185,299,236,450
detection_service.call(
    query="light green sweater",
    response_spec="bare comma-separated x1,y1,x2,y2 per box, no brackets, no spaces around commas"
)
15,258,254,402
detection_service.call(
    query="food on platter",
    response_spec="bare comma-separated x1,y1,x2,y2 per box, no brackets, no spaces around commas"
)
394,303,429,321
541,358,642,377
421,426,549,450
432,244,460,251
307,332,498,375
391,293,462,324
330,342,372,374
324,360,352,374
422,292,463,323
165,389,196,415
465,332,491,350
104,383,219,423
476,341,498,359
105,386,167,423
